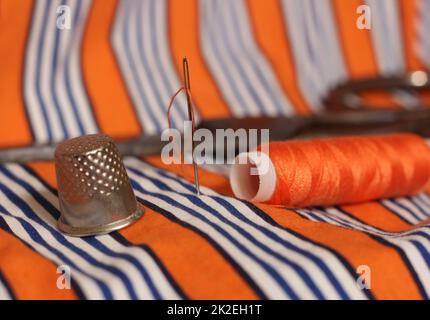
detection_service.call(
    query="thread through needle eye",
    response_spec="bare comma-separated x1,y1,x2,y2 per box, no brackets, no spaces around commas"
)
183,57,201,195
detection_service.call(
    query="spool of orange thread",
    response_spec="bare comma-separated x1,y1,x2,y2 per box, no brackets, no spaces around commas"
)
229,134,430,207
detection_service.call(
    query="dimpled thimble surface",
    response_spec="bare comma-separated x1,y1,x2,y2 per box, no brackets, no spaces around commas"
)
55,134,143,237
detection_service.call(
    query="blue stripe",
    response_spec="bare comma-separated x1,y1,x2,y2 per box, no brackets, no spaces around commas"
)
201,1,254,115
280,0,322,108
411,238,430,271
34,0,53,141
87,238,162,299
212,1,269,114
297,209,327,223
229,0,288,114
134,0,168,129
122,0,162,131
308,1,333,85
408,196,430,218
50,0,69,136
390,199,423,222
418,194,430,212
64,0,86,135
148,1,186,126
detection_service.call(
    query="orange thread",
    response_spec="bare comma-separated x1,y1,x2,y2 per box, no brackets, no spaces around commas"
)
261,134,430,207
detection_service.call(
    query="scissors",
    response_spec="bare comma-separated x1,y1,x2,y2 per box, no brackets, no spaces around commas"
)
1,72,429,164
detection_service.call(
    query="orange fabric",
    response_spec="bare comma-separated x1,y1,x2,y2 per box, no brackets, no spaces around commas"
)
28,160,258,299
0,228,77,299
1,0,429,300
0,0,33,147
28,162,57,188
147,156,423,300
120,207,258,299
332,0,377,78
246,0,311,115
332,0,401,109
82,0,141,138
168,0,231,119
400,0,424,71
255,204,422,300
342,202,413,232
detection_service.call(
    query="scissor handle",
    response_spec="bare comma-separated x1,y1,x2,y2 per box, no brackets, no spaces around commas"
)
324,71,430,111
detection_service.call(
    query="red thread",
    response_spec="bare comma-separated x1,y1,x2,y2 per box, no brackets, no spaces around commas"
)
166,87,198,177
232,134,430,208
166,87,196,131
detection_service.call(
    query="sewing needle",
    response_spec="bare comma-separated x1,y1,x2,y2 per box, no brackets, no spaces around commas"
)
183,57,201,195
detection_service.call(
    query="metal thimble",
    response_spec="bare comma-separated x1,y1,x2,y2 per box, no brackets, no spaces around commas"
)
54,134,143,237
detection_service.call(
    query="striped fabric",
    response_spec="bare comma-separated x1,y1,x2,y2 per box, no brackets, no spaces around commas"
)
0,0,430,299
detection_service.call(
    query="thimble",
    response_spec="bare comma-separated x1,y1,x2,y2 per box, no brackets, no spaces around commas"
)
54,134,143,237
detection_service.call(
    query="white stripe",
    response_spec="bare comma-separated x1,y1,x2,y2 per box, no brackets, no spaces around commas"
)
413,195,430,214
366,0,405,74
229,0,293,115
311,0,347,87
39,0,65,141
54,0,86,137
200,0,260,116
417,0,430,68
24,0,51,142
7,165,182,299
281,0,347,110
418,193,430,209
145,0,188,128
394,198,429,221
66,0,98,135
200,0,294,117
0,279,12,300
24,0,97,141
295,210,320,222
301,0,327,97
127,0,166,130
381,199,421,224
156,0,190,124
365,0,419,109
100,236,182,299
112,0,158,132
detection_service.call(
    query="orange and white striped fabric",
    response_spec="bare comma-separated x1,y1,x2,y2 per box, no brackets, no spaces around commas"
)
0,0,430,299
